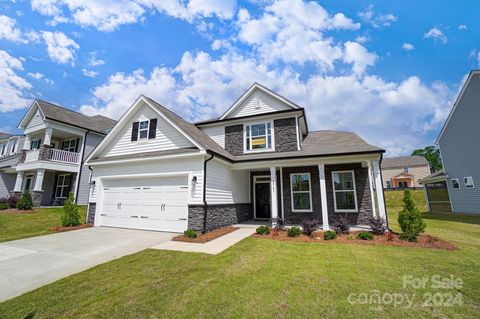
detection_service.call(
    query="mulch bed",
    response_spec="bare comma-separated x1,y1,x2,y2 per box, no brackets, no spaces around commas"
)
252,229,457,250
49,224,93,232
172,227,238,243
0,208,38,214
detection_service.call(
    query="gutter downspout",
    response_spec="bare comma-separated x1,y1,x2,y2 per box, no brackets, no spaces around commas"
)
75,130,89,203
378,153,390,230
202,152,214,234
86,165,93,224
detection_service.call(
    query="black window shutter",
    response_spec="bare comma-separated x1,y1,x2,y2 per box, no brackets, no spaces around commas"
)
131,122,139,141
75,138,80,152
148,118,157,139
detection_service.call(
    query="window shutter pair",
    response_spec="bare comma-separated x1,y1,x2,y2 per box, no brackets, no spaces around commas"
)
130,118,157,141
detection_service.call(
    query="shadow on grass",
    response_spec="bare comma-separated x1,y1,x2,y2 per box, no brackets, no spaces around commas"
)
422,212,480,225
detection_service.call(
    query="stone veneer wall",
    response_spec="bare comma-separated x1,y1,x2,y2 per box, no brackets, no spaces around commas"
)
224,124,244,156
188,203,253,232
273,117,298,152
87,203,96,224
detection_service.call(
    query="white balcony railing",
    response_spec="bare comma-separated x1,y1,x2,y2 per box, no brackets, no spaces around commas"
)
24,150,40,162
48,149,80,164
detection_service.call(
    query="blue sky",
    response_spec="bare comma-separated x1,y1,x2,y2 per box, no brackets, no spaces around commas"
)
0,0,479,156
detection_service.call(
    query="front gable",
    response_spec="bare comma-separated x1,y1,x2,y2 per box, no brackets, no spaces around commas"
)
18,101,46,132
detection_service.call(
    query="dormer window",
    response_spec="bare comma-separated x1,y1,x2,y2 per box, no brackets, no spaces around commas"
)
138,120,149,140
245,121,273,152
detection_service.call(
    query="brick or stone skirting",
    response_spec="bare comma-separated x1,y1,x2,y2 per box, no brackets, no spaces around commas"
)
87,203,96,224
38,145,52,161
30,191,43,207
224,124,243,156
274,117,297,152
18,150,26,164
188,203,253,232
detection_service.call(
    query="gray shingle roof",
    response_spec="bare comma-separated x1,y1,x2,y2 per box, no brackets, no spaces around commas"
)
0,132,13,140
36,100,116,134
381,155,429,169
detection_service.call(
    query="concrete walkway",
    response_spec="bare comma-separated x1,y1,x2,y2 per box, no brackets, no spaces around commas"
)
0,227,174,302
151,227,255,255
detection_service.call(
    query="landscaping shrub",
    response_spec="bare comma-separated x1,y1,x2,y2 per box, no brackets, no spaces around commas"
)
0,203,8,210
323,230,337,240
357,231,374,240
184,229,197,238
398,190,426,242
369,217,388,235
301,218,321,236
6,195,18,208
287,226,301,237
62,192,81,227
256,225,270,235
331,215,350,234
16,191,33,210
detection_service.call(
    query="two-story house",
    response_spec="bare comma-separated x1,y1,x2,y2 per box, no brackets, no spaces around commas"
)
381,156,431,189
0,133,25,197
1,100,116,206
85,83,388,232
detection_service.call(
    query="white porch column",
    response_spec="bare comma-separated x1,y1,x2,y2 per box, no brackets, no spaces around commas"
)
33,169,45,191
372,160,387,221
23,136,31,150
270,166,278,226
43,128,53,146
14,172,24,192
367,161,377,219
318,164,329,230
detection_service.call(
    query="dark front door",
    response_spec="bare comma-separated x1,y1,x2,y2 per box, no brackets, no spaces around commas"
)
255,182,271,219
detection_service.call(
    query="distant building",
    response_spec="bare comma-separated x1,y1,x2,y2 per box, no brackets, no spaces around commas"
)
381,156,431,189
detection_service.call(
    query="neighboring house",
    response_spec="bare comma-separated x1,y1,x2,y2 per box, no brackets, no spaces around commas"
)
85,83,388,233
0,100,116,206
421,70,480,214
381,156,430,189
0,133,25,198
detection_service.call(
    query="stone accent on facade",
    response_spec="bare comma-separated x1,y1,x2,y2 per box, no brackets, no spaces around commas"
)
38,145,53,161
18,150,26,164
87,203,96,224
188,203,253,232
274,117,298,152
30,190,43,207
224,124,244,156
9,191,22,201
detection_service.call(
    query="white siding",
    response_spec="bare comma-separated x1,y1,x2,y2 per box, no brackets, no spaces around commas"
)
206,158,249,204
229,89,291,118
26,110,44,129
101,104,194,157
382,165,431,188
76,133,104,205
201,125,225,148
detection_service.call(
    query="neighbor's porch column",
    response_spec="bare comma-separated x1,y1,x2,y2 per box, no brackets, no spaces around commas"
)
372,160,387,221
367,161,377,219
43,128,53,146
318,164,329,230
14,172,24,192
33,169,45,191
270,166,278,226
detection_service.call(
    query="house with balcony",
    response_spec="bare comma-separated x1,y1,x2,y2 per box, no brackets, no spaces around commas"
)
2,100,116,206
0,132,25,197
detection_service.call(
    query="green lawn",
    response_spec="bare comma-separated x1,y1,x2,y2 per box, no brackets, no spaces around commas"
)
0,206,86,243
1,206,479,318
384,189,426,208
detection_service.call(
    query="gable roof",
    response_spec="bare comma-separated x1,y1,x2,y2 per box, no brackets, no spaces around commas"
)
381,155,429,169
218,83,301,120
419,170,447,184
0,132,13,140
19,100,116,134
436,70,480,144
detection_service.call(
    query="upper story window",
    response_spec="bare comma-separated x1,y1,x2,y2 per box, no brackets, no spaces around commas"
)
30,139,41,150
403,166,409,173
451,178,460,189
138,120,149,140
11,139,18,154
61,139,78,152
464,176,475,189
0,144,5,156
244,121,273,152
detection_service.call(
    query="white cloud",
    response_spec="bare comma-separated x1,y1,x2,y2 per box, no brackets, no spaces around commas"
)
358,5,397,28
0,15,24,43
355,35,370,44
27,72,44,80
402,43,414,51
343,41,377,75
82,68,99,78
424,27,447,43
0,50,32,112
41,31,80,65
458,24,467,30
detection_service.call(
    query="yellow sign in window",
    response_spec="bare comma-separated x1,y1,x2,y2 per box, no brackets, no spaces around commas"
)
252,137,266,146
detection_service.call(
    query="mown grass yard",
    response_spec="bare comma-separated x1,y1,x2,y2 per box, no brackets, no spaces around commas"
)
0,206,86,243
0,193,479,318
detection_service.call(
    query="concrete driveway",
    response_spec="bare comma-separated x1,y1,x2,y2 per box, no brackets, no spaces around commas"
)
0,227,174,302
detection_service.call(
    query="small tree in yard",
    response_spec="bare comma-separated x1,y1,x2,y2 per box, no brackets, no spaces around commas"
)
16,191,33,210
62,192,81,227
398,190,426,242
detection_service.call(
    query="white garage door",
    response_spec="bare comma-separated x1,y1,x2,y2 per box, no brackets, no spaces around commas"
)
99,176,188,232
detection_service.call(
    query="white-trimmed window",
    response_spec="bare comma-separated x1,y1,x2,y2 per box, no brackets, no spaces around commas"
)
138,120,149,140
451,178,460,189
61,139,77,152
55,174,71,198
332,171,358,212
403,166,409,173
30,139,41,150
11,139,18,154
290,173,312,212
0,144,5,156
245,122,273,152
464,176,475,189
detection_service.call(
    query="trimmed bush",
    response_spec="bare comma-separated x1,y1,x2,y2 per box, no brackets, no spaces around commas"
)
16,191,33,210
7,195,18,208
184,229,197,238
323,230,337,240
301,218,321,236
357,231,374,240
369,217,388,235
398,190,426,242
0,203,8,210
331,215,350,234
287,226,301,237
256,225,270,235
62,192,81,227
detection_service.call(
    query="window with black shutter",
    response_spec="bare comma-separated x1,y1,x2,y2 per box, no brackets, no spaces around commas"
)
148,118,157,139
131,121,139,141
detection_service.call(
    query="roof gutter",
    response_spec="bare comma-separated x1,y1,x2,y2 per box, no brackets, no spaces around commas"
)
202,152,215,234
